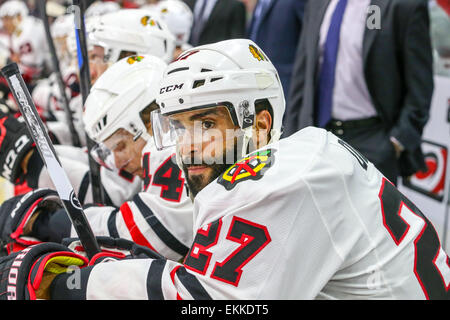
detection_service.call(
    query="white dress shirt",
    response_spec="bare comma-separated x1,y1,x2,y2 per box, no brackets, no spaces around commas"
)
319,0,377,121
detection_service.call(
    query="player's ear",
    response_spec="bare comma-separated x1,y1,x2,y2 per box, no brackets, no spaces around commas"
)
254,109,272,149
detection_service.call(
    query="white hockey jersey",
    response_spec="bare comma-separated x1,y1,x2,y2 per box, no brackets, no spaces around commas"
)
8,16,49,79
45,95,87,147
63,127,450,300
73,143,194,261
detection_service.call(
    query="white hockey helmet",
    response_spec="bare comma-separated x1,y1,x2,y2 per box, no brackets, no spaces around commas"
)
84,54,167,144
85,0,120,18
154,39,285,156
152,0,193,47
51,13,77,38
83,54,167,170
88,8,176,64
0,0,28,18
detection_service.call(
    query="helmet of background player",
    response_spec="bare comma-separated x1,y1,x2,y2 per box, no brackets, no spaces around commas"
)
88,8,176,64
0,0,28,34
0,0,28,18
85,0,120,18
51,14,76,66
151,0,193,48
153,39,285,159
83,54,167,172
65,15,110,84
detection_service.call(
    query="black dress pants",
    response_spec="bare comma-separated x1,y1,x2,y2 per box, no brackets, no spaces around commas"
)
326,119,399,186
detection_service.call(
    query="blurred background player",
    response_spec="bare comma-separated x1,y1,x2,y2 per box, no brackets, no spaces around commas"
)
34,8,175,147
144,0,194,60
0,0,50,88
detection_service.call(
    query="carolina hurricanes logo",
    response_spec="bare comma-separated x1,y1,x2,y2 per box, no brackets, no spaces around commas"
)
217,149,276,190
249,44,266,62
403,141,447,202
126,55,144,65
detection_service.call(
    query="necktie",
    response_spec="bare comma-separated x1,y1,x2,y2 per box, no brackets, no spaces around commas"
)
190,0,209,46
316,0,348,128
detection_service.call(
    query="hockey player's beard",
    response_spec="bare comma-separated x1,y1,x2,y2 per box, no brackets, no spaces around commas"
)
181,144,239,199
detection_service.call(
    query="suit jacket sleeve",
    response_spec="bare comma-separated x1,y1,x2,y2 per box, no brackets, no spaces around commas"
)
228,0,247,39
284,0,311,137
294,0,307,21
389,1,434,153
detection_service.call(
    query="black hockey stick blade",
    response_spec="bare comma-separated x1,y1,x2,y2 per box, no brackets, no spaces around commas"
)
37,0,81,148
72,0,105,205
1,63,101,259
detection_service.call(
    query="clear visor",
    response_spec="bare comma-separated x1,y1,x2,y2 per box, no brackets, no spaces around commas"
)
90,129,140,171
151,108,178,151
90,142,116,171
151,106,250,166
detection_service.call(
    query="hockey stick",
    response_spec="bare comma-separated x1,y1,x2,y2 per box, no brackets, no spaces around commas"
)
71,0,105,205
1,63,101,259
36,0,81,148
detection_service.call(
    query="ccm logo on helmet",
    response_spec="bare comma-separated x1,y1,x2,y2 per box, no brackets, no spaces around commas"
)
160,83,184,94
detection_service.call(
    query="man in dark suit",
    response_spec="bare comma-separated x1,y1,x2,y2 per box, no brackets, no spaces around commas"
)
183,0,247,47
285,0,434,185
247,0,307,107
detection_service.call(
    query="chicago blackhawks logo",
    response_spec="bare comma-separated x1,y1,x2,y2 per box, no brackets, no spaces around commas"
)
140,15,156,27
249,44,266,62
217,149,276,190
127,55,144,65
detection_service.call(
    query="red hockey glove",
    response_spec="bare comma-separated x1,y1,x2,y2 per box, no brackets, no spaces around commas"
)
0,188,62,255
0,242,88,300
0,109,34,183
63,236,164,265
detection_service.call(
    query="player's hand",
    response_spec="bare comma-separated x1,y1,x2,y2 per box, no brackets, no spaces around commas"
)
0,242,88,300
0,110,34,182
0,188,63,255
63,236,164,264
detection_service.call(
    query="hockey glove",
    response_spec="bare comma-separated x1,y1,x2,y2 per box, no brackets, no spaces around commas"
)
0,110,34,183
0,188,62,255
0,242,88,300
63,236,164,265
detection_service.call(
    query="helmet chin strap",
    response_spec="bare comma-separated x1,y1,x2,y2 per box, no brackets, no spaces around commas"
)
241,127,254,158
132,129,154,155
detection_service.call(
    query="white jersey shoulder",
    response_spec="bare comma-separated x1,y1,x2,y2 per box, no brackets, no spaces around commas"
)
191,127,450,299
11,16,48,69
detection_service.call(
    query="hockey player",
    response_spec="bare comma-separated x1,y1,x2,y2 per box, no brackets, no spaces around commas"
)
0,0,50,86
0,39,449,300
0,54,193,260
